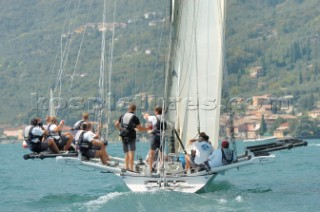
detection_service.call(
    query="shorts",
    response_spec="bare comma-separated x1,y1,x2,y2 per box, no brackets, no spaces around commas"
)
53,135,68,150
29,141,49,153
122,137,136,153
84,149,97,159
150,134,161,151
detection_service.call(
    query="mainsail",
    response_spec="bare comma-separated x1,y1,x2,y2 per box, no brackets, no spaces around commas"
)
166,0,225,150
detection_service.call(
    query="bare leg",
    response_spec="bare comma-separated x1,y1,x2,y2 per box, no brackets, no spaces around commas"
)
63,134,74,151
124,153,129,170
105,147,110,161
148,149,155,173
185,155,191,171
96,148,108,165
100,144,109,163
48,139,60,154
128,151,135,171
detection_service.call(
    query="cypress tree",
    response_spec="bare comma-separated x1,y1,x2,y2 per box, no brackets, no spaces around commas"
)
259,114,267,136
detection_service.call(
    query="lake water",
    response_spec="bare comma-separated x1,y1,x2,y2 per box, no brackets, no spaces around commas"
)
1,140,319,212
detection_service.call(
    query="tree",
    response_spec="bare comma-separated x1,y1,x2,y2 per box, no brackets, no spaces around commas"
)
299,71,303,84
259,114,267,136
289,115,320,138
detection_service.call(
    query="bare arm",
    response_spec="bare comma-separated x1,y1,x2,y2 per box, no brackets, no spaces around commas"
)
41,126,49,136
136,124,148,132
114,120,120,130
53,120,65,132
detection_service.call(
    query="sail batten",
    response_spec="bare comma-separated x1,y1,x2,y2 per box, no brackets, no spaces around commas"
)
167,0,225,151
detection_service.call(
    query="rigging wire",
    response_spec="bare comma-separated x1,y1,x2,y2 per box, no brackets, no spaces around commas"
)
150,14,166,95
56,0,81,91
96,0,108,135
158,0,173,176
133,0,137,96
41,0,77,119
106,0,117,139
69,0,95,91
53,0,82,116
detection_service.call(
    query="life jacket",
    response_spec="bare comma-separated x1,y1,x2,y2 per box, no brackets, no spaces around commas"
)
152,116,167,136
119,113,136,138
46,124,61,141
75,130,92,154
23,126,42,146
72,120,85,131
221,148,234,165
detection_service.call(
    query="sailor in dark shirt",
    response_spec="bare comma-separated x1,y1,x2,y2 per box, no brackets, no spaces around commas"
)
115,104,148,171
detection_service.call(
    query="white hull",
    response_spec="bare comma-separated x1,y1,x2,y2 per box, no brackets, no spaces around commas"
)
120,173,217,193
56,154,275,193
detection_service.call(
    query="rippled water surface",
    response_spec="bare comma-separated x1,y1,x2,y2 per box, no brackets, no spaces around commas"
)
1,140,319,212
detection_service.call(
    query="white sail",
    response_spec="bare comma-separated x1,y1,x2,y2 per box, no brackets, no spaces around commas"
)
167,0,225,150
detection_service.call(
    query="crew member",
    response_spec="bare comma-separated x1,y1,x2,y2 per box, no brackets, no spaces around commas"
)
115,104,149,171
75,122,109,165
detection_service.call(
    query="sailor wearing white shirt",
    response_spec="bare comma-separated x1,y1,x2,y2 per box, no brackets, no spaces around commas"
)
185,132,213,172
143,106,167,173
46,116,73,151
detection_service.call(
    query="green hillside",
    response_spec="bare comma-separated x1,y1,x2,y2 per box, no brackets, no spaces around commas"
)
0,0,168,126
0,0,320,126
225,0,320,108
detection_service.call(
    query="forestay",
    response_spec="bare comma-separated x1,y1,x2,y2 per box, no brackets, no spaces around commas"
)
166,0,225,150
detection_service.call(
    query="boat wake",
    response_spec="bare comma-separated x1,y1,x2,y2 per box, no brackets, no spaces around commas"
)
81,192,123,211
218,196,243,204
308,143,320,147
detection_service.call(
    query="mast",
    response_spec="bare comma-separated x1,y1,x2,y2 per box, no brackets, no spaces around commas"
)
96,0,107,138
106,1,117,139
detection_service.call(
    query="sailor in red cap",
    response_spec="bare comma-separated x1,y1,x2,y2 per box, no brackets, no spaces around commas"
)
207,140,237,168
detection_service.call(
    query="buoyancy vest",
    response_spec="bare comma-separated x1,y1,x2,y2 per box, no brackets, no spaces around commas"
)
24,126,41,142
119,113,136,138
72,120,85,131
75,131,92,154
152,116,167,136
23,126,43,148
46,124,61,141
221,148,234,165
